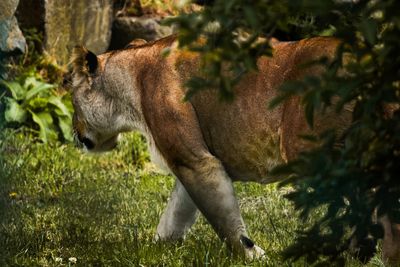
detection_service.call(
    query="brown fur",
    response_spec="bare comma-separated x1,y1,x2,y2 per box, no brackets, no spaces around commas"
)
70,35,400,263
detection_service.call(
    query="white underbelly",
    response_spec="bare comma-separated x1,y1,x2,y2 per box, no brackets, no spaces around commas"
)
145,132,172,174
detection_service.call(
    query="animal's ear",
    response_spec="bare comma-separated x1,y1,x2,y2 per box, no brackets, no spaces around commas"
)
71,46,98,76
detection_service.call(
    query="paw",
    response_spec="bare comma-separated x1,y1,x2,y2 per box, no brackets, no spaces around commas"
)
153,231,184,242
244,244,266,261
240,235,266,261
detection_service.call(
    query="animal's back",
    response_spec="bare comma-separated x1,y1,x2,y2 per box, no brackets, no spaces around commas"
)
182,38,342,182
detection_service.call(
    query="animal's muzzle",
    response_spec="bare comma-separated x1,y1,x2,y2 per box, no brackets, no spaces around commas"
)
74,129,95,150
80,137,95,150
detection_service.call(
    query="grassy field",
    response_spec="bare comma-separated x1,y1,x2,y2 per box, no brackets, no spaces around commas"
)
0,129,384,266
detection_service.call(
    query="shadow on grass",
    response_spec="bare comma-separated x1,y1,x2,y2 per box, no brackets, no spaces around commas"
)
0,130,28,265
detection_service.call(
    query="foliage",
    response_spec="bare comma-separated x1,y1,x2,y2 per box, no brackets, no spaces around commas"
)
140,0,180,15
6,29,66,85
0,28,72,143
170,0,400,264
167,0,335,100
1,76,72,143
114,0,181,16
131,133,151,169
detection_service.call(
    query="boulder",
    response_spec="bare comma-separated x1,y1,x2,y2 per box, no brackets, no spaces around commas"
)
0,0,19,20
0,16,26,55
0,0,26,55
16,0,113,65
108,16,173,50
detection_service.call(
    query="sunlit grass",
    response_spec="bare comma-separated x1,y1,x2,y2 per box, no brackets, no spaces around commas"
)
0,129,378,266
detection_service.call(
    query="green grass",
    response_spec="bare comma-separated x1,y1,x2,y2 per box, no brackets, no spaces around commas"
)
0,129,384,266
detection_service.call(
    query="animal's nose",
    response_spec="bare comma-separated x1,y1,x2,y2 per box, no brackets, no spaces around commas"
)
80,136,95,150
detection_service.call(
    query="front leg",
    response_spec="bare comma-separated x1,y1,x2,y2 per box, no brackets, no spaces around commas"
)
175,155,265,260
156,179,198,241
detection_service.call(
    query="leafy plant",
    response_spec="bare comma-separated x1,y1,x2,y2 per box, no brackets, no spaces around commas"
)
1,75,73,143
0,27,72,143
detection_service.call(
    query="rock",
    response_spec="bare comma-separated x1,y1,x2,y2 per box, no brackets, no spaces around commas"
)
44,0,113,64
0,16,26,54
108,16,173,50
0,0,19,21
0,0,26,55
16,0,113,65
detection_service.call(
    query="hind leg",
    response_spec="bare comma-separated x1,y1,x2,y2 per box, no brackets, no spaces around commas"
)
174,155,265,260
381,215,400,265
155,179,198,241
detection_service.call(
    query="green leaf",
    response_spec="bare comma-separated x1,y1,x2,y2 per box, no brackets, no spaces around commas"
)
1,80,26,100
28,97,49,109
58,115,73,142
4,97,27,123
25,80,54,100
304,102,314,128
30,111,58,143
243,6,258,28
358,18,378,46
48,95,72,119
24,76,42,89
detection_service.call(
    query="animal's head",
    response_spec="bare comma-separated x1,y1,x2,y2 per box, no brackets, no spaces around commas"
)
70,46,120,152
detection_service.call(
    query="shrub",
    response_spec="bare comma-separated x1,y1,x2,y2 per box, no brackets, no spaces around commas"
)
1,75,73,143
1,29,73,143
